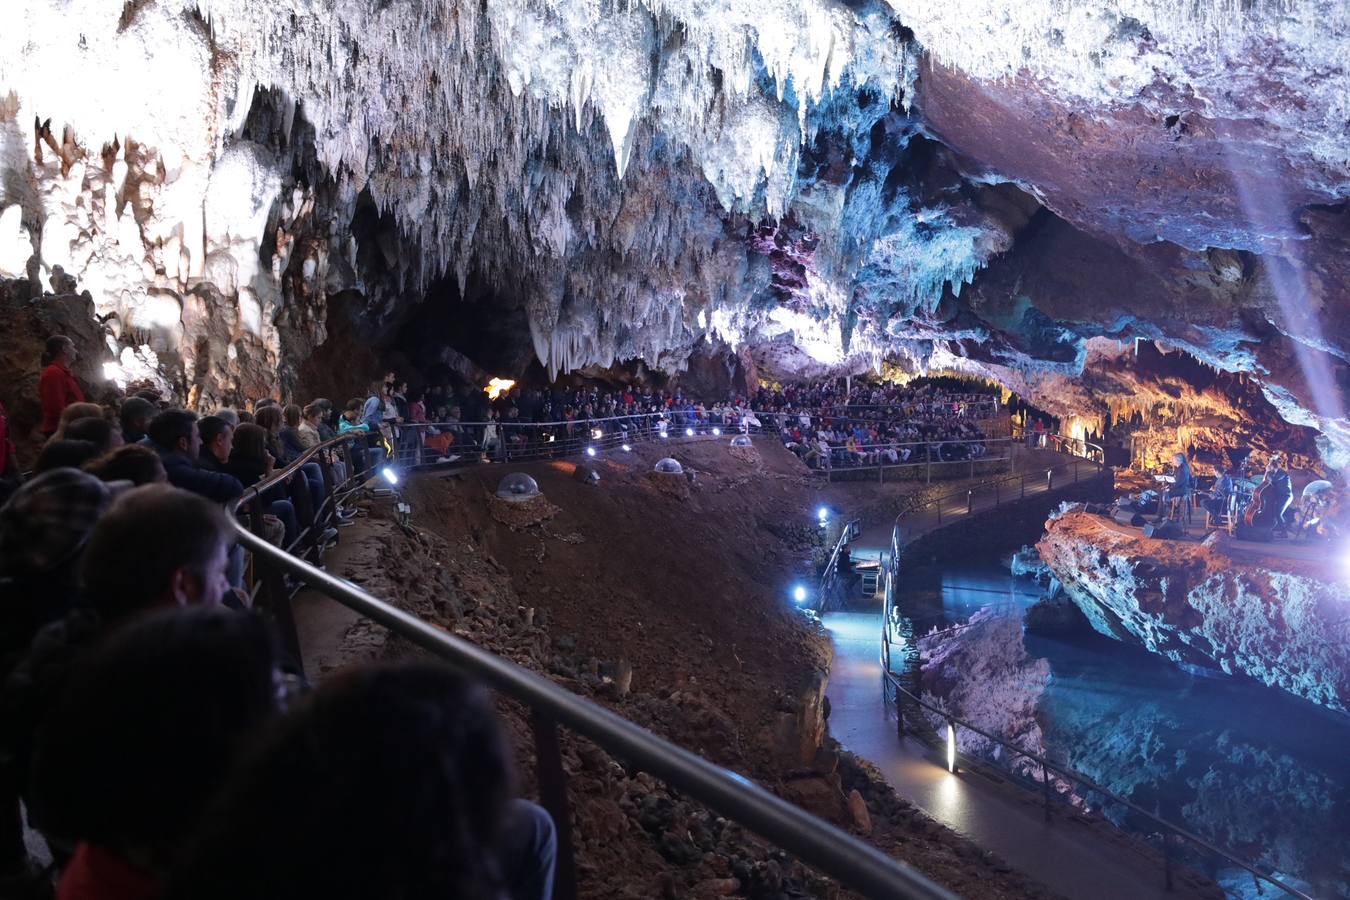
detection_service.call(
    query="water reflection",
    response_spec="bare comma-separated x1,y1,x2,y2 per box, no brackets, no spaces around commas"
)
901,559,1350,897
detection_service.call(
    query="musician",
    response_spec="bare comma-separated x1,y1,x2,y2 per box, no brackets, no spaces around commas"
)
1246,453,1294,530
1203,464,1236,517
1156,452,1192,521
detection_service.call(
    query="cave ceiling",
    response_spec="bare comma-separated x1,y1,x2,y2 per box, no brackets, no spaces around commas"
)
0,0,1347,461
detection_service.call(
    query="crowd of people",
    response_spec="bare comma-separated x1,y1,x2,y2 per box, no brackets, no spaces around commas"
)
0,338,556,900
368,375,1005,468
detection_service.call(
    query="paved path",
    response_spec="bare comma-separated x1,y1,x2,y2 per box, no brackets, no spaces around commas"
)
824,453,1217,899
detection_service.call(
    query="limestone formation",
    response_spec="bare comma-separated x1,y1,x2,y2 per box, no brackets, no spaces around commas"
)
1038,511,1350,712
0,1,1345,458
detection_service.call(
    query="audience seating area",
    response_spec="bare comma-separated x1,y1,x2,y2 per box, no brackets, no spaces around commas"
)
0,364,981,900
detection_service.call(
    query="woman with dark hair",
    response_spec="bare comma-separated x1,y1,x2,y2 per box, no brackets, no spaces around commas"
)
168,664,555,900
83,444,167,485
62,417,121,455
254,407,333,542
226,423,298,546
33,440,100,475
30,607,283,900
38,336,84,438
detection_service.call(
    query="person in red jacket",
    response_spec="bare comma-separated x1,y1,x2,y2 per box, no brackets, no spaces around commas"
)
39,335,84,437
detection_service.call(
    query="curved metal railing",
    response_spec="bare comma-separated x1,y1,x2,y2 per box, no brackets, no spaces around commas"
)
876,440,1311,899
226,432,958,900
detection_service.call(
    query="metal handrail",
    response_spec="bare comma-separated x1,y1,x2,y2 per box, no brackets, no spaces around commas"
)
878,442,1312,899
815,519,860,614
227,433,957,900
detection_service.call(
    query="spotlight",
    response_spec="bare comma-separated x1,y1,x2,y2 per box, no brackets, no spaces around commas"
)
817,506,829,523
685,427,695,437
712,427,722,436
380,467,399,486
591,428,603,439
621,444,632,452
586,446,597,457
792,585,808,604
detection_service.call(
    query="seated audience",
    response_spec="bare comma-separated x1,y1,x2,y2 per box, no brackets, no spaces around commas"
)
167,664,556,900
62,417,120,455
146,410,243,503
46,403,103,444
83,445,167,486
227,424,298,546
30,607,282,900
195,416,234,474
118,397,157,445
33,440,101,475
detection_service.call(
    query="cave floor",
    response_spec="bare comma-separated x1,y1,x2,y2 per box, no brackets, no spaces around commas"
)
825,610,1215,900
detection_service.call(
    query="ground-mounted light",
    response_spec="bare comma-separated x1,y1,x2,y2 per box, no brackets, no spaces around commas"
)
654,458,684,474
712,427,722,436
685,427,695,437
496,472,541,501
730,435,752,447
586,446,597,457
946,721,958,773
380,466,399,486
621,444,632,452
792,584,808,604
817,506,830,523
591,428,603,440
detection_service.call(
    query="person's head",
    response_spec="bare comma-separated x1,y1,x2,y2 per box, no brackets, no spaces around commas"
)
343,398,363,421
198,416,234,464
1173,452,1187,467
302,403,323,425
384,370,397,386
53,402,104,439
254,405,282,434
282,404,302,429
34,439,101,474
63,416,120,453
147,409,201,459
212,408,240,428
167,663,512,900
254,398,277,411
231,423,269,463
370,379,384,397
0,469,113,579
31,606,281,865
42,334,76,367
80,484,233,619
236,410,254,424
83,444,167,485
119,396,157,440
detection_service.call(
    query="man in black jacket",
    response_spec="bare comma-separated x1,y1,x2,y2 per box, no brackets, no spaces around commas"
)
146,410,243,503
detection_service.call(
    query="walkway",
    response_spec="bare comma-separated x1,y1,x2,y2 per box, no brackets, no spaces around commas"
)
824,451,1214,899
850,450,1104,565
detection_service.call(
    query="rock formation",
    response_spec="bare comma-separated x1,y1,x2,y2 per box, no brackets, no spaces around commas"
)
0,1,1346,460
1037,510,1350,712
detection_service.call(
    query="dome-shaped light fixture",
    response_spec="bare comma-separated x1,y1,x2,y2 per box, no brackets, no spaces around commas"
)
654,458,684,475
496,472,541,501
730,435,752,447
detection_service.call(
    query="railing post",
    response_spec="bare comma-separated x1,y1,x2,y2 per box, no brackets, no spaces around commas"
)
926,457,931,484
531,712,579,900
966,490,972,514
1041,762,1051,822
1021,476,1026,500
995,483,999,506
